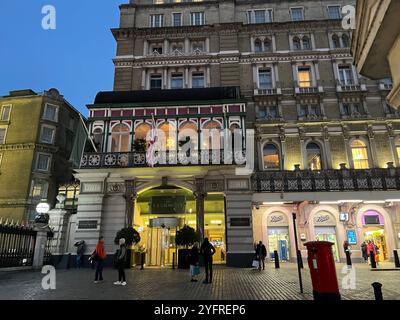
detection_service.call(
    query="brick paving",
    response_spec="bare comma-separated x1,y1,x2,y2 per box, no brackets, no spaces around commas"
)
0,263,399,300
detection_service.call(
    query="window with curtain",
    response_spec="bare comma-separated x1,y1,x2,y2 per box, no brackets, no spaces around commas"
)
338,66,354,85
111,124,130,152
263,143,280,169
306,142,322,170
298,67,312,87
258,69,273,89
351,140,369,169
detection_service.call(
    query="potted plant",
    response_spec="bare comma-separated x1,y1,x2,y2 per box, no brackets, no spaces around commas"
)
175,225,198,269
114,227,141,268
134,139,147,153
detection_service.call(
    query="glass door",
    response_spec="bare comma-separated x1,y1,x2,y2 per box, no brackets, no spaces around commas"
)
268,227,290,261
315,226,339,262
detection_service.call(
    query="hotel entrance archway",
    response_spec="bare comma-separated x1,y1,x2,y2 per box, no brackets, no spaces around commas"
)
133,185,226,267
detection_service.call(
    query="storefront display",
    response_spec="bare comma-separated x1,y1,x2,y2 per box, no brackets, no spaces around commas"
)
266,212,290,261
313,212,340,262
362,210,388,261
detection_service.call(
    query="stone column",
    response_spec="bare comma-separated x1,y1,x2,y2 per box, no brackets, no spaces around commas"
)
194,178,206,241
33,223,51,269
48,207,70,256
125,179,136,228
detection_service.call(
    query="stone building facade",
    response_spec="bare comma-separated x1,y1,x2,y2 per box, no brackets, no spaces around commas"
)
0,89,82,222
66,0,400,267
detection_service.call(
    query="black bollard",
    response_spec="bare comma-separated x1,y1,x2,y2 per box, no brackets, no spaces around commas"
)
140,252,145,270
345,250,352,267
274,250,280,269
371,282,383,300
370,251,377,269
297,250,304,269
172,252,176,269
394,250,400,268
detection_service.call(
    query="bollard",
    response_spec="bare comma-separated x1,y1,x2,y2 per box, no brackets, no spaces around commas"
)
370,251,377,269
371,282,383,300
172,252,176,269
394,250,400,268
345,250,352,267
140,252,145,270
297,250,304,269
274,250,280,269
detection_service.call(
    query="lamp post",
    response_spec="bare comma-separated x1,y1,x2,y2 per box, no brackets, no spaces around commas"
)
35,201,50,224
292,211,304,294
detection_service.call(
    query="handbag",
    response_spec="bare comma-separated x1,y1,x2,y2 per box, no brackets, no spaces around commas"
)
252,259,259,268
193,266,200,276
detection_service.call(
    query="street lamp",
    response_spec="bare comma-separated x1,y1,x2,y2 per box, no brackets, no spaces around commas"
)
34,201,50,224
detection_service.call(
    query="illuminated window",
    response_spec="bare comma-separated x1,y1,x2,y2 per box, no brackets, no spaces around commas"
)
178,121,198,150
111,124,130,152
351,140,369,169
306,142,322,170
158,122,176,151
298,67,312,87
263,143,280,169
395,138,400,161
202,120,222,150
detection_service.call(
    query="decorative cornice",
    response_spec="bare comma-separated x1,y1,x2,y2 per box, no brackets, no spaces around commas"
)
0,143,35,151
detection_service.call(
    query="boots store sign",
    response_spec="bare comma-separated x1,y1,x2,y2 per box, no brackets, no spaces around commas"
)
267,212,288,227
314,212,336,226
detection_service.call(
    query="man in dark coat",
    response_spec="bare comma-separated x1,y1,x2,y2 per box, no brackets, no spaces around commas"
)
200,238,216,284
256,241,267,270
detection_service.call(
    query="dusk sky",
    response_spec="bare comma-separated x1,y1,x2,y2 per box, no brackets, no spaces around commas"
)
0,1,124,116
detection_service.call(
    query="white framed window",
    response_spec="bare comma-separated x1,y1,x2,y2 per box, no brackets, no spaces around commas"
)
253,37,273,53
191,12,205,26
1,105,12,121
290,7,304,21
258,69,273,89
36,153,52,172
297,66,312,87
192,72,205,88
338,65,355,85
150,14,164,28
258,106,279,119
327,5,342,19
172,12,182,27
43,103,59,122
0,127,6,144
341,102,364,116
299,104,322,119
150,74,163,89
171,73,184,89
247,9,273,24
40,125,56,144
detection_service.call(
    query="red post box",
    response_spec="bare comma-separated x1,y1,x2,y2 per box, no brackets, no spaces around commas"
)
304,241,341,300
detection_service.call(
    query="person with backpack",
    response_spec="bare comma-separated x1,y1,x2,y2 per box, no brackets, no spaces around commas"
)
92,236,107,284
114,238,127,286
200,238,216,284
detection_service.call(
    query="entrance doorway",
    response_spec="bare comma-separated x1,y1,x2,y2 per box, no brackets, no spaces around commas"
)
362,210,388,261
268,227,289,261
134,186,226,267
313,211,340,262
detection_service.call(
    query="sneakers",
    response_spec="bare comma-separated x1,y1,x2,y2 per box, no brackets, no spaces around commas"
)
94,281,99,284
114,281,121,285
121,282,127,286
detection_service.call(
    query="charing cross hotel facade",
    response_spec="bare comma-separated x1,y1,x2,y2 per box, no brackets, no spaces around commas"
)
65,0,400,267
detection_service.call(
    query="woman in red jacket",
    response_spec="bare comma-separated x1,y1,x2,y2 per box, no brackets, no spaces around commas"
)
366,240,376,265
92,236,107,283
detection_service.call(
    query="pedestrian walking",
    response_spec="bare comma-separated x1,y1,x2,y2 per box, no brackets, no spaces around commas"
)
188,242,200,282
92,236,107,283
367,240,377,265
361,241,368,263
200,238,216,284
75,240,85,268
114,238,127,286
255,241,267,270
343,240,352,266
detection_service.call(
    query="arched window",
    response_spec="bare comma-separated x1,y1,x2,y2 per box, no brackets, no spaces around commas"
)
306,142,322,170
134,123,150,152
302,36,311,50
341,34,350,48
293,37,301,50
351,139,369,169
254,39,262,52
332,34,340,48
92,128,103,152
158,122,176,151
201,120,222,150
230,123,242,152
111,123,130,152
263,38,272,52
178,121,198,151
263,143,280,169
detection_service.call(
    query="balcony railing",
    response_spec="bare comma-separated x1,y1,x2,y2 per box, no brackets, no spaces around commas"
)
337,83,367,92
80,150,246,168
252,168,400,192
379,83,393,91
254,88,282,96
295,86,323,94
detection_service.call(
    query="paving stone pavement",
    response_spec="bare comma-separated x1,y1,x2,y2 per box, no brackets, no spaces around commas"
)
0,263,399,300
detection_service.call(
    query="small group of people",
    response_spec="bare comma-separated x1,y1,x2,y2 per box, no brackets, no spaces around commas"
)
187,238,216,284
253,241,267,270
361,240,381,265
89,236,128,285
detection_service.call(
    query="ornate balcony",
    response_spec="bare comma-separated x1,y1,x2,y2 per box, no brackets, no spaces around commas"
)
252,168,400,192
254,88,282,96
80,150,246,169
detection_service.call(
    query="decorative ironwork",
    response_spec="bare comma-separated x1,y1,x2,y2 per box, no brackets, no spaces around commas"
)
252,168,400,192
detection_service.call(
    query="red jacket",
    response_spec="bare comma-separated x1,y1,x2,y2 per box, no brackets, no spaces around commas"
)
367,242,376,256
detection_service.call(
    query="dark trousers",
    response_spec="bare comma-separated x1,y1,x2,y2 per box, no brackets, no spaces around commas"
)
258,256,265,270
204,258,213,282
118,264,126,282
95,260,104,281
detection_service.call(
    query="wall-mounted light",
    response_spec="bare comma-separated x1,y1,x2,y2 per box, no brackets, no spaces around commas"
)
210,220,222,224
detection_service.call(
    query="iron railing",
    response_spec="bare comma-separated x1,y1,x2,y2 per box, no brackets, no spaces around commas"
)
252,168,400,192
80,149,247,168
0,222,36,268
